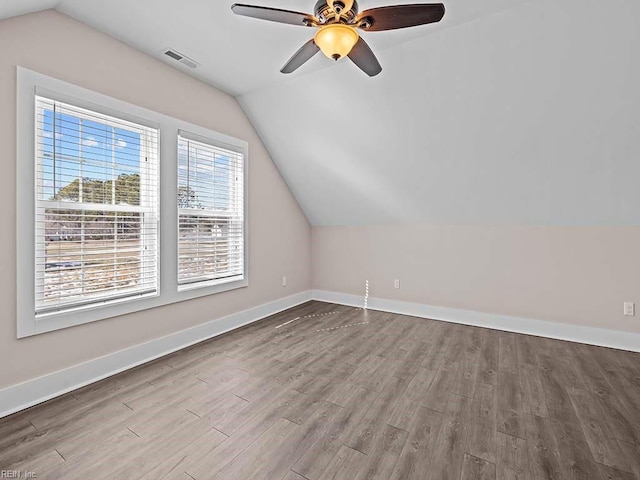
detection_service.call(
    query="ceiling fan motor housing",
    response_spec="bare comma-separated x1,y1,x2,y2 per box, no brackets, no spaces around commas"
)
314,0,359,23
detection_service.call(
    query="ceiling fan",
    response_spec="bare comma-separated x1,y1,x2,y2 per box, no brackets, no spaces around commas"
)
231,0,445,77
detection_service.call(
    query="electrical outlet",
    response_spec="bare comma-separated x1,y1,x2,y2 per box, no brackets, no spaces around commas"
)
282,276,287,287
394,279,400,289
624,302,635,316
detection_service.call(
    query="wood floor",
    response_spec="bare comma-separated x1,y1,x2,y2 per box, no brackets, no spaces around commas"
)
1,301,640,480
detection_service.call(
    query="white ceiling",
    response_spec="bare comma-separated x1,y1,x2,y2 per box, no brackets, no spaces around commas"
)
1,0,534,96
2,0,639,226
239,0,640,225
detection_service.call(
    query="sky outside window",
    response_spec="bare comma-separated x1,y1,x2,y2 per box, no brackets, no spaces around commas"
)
40,108,142,203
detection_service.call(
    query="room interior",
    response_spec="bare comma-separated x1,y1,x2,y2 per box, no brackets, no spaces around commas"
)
0,0,639,478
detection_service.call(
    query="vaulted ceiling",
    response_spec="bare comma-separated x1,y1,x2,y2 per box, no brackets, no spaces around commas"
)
3,0,640,225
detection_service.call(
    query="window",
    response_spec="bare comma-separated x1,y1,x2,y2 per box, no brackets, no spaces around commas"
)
35,97,159,313
177,133,245,287
17,68,248,337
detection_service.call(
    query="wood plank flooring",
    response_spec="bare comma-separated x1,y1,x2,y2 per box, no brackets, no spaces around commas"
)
1,301,639,479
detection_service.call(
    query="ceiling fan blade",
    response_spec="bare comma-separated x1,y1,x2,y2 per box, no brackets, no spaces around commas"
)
231,4,316,27
281,39,321,73
347,37,382,77
355,4,445,31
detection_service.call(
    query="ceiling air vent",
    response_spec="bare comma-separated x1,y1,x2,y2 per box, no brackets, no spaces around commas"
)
163,48,199,69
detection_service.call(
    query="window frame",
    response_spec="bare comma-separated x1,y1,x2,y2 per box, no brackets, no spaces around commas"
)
34,96,160,314
16,67,249,338
177,130,246,290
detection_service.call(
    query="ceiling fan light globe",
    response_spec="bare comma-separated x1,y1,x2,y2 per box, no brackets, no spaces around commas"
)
314,24,359,60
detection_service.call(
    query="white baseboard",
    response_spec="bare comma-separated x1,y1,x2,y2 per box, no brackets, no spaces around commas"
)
0,290,312,419
4,288,637,419
312,289,640,353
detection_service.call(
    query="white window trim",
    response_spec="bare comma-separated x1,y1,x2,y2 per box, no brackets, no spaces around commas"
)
34,96,160,314
176,130,245,290
16,67,249,338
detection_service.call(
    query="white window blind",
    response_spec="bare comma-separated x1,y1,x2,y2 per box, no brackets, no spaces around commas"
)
35,96,159,313
177,134,245,286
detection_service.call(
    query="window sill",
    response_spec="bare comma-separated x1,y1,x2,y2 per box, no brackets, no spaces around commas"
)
178,275,246,293
25,277,249,337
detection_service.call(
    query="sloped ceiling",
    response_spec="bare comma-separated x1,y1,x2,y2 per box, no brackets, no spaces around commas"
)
2,0,639,226
239,0,640,225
